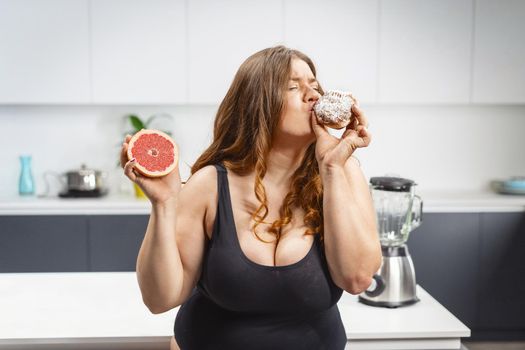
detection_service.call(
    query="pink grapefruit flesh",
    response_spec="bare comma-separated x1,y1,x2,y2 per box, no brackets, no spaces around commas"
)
127,129,178,178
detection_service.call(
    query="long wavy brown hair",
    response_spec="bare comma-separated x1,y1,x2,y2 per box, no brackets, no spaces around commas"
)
191,45,325,245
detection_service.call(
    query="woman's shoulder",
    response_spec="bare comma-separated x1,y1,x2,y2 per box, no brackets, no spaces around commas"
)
183,165,218,194
177,164,218,212
179,165,219,240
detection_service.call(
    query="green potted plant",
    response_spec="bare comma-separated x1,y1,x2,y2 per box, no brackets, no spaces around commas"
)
121,113,174,199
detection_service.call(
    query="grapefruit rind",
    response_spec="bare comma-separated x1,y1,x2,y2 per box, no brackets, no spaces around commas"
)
127,129,178,178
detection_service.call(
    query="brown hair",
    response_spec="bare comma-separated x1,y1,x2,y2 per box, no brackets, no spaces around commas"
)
191,45,325,245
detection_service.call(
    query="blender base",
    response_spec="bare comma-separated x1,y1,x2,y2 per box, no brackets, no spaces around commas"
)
358,295,420,308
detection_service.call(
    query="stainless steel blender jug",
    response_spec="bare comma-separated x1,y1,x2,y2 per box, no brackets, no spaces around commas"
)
358,176,423,308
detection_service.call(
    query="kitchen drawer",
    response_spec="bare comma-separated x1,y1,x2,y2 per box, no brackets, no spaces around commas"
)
89,215,149,271
0,215,89,272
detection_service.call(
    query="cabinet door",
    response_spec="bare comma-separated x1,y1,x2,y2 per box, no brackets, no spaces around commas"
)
378,0,472,103
284,0,378,104
89,215,148,271
0,0,90,103
407,212,480,329
91,0,186,104
0,216,89,272
478,212,525,329
472,0,525,103
187,0,283,104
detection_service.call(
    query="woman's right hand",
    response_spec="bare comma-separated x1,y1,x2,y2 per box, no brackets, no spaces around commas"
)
120,134,182,205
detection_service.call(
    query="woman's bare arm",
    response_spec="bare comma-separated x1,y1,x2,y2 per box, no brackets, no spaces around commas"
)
136,166,216,313
321,157,382,295
136,197,182,313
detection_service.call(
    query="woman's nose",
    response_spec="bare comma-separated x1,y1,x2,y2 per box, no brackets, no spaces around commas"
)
306,87,320,102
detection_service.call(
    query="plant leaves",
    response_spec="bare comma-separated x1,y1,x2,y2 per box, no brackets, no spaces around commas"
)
129,115,145,131
145,115,156,127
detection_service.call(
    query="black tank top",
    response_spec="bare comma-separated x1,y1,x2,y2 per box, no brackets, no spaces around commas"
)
174,163,347,349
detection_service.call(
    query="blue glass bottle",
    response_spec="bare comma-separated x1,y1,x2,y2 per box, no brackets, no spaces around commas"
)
19,155,35,196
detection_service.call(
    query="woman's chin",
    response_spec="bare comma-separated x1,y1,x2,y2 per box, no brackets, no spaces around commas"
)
275,131,313,146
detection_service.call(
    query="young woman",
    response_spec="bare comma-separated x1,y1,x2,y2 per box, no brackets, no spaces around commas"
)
121,45,381,350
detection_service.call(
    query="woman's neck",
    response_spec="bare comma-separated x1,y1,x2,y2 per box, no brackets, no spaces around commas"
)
264,143,309,186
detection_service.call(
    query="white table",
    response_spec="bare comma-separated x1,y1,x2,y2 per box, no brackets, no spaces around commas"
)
0,272,470,350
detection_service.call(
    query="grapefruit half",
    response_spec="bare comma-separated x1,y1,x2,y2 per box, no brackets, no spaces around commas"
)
127,129,178,178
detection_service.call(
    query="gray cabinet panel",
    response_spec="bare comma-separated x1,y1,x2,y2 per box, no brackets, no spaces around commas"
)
89,215,149,271
0,215,88,272
478,212,525,329
407,212,480,329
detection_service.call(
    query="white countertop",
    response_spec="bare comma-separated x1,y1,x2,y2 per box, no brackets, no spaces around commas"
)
418,189,525,213
0,272,470,350
0,195,153,215
0,190,524,215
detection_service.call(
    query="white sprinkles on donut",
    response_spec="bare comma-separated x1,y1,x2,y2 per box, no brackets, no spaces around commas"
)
314,90,354,127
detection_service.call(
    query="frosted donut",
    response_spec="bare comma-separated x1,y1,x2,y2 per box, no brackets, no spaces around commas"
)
313,90,354,129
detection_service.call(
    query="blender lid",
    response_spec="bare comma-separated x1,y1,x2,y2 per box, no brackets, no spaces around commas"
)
370,176,416,192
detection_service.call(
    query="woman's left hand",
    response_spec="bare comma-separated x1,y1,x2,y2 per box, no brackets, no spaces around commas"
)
311,98,372,170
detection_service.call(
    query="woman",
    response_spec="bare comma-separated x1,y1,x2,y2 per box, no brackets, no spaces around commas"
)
121,45,381,350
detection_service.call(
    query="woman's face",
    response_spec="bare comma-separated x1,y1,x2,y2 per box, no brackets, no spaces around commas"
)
277,58,321,142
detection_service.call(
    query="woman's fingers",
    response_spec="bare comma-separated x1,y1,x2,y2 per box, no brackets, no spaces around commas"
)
346,97,365,131
310,111,329,137
123,158,139,183
341,125,357,139
340,124,372,150
336,96,372,157
348,93,368,129
348,114,358,130
348,92,358,106
356,125,372,147
351,103,369,128
120,144,129,168
345,102,367,133
120,135,133,168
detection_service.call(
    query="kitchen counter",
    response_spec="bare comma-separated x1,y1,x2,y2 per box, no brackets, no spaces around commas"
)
418,189,525,213
0,190,524,215
0,195,152,215
0,272,470,350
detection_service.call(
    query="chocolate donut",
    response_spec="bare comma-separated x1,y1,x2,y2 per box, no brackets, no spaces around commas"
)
313,90,354,129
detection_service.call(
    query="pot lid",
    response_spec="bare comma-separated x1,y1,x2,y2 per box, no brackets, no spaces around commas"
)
370,176,416,192
67,163,97,175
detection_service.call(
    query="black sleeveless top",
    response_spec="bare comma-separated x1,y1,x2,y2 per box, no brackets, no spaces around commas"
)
174,163,346,349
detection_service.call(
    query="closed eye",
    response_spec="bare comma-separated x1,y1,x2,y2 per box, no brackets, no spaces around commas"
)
289,85,319,91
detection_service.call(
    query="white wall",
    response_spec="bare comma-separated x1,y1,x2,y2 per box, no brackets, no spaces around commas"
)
1,104,524,198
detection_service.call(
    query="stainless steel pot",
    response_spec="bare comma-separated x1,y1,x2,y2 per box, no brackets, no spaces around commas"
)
64,164,108,192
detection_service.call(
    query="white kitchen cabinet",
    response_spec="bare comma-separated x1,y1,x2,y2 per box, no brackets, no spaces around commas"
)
472,0,525,104
90,0,186,104
378,0,472,104
0,0,90,103
284,0,379,104
187,0,284,104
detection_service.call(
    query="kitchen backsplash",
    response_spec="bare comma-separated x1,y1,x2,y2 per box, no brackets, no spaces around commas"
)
1,104,524,198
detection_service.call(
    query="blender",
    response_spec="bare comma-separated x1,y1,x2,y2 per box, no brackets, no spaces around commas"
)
358,176,423,308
